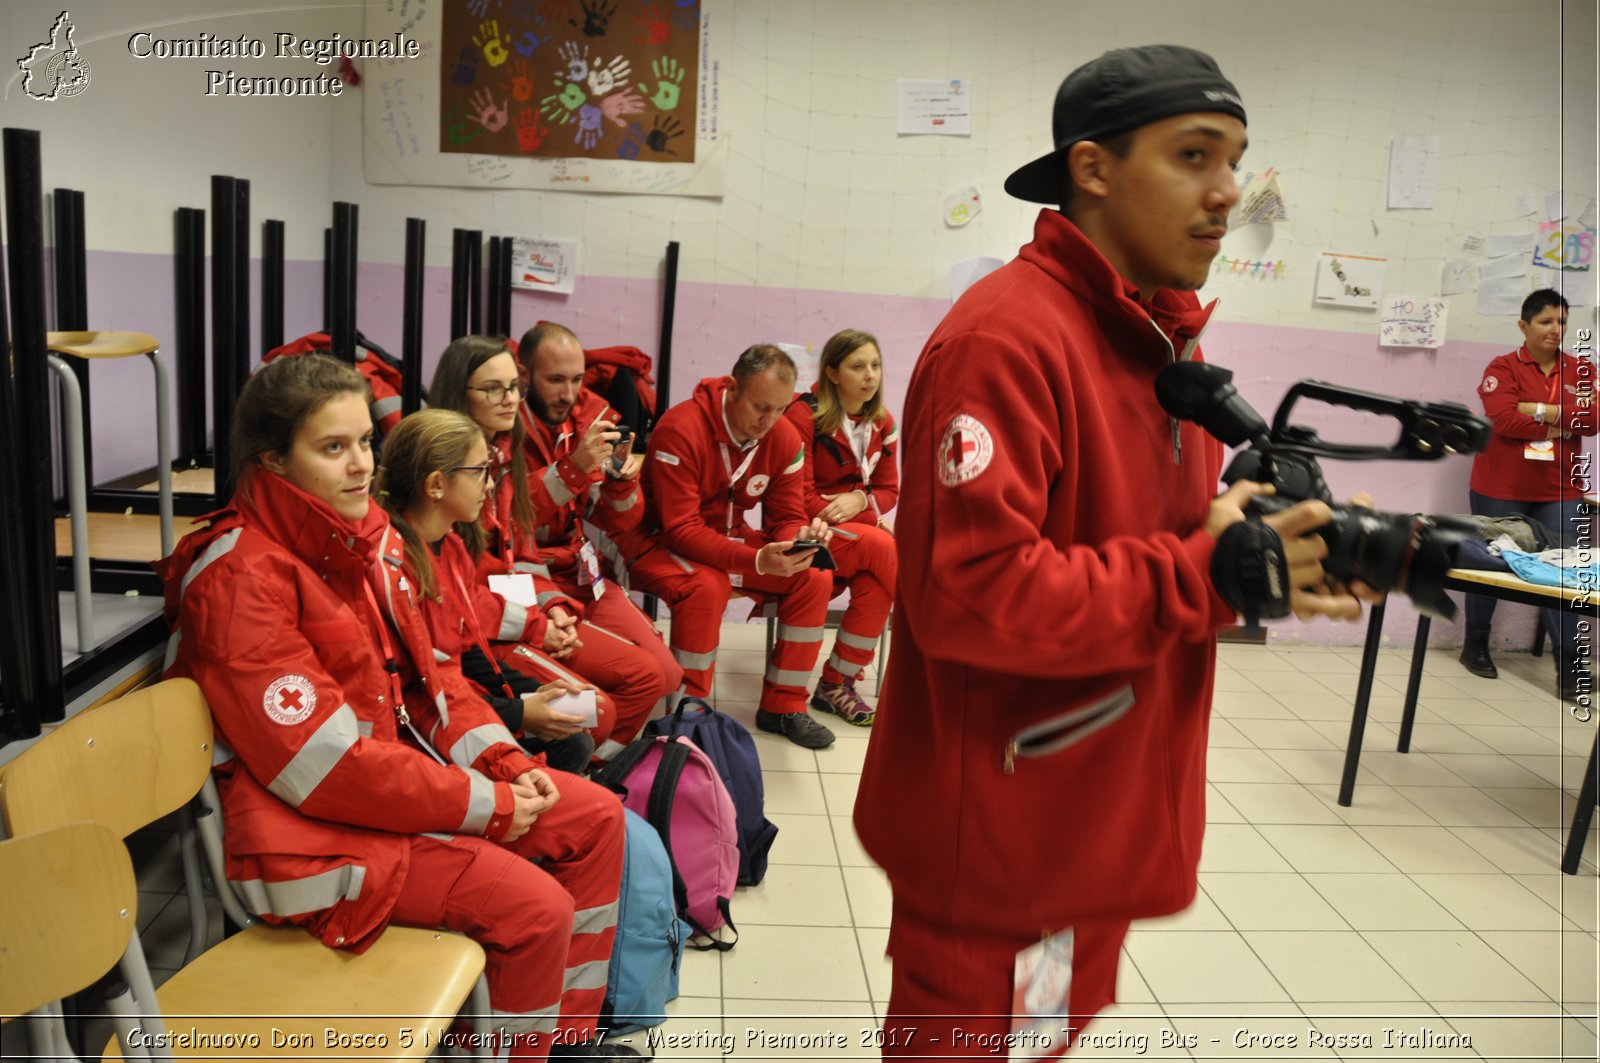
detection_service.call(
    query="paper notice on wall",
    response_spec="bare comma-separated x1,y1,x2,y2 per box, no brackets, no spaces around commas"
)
951,256,1005,302
1379,296,1446,348
1314,252,1385,309
1547,192,1570,221
1486,232,1534,258
1534,267,1593,307
1514,189,1540,217
1462,233,1487,255
1476,276,1526,316
1388,135,1438,209
1441,259,1478,295
896,78,972,136
1479,253,1528,280
511,238,579,294
1581,198,1598,229
777,342,818,390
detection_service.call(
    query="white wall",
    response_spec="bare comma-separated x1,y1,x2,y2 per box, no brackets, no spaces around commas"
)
3,0,1591,341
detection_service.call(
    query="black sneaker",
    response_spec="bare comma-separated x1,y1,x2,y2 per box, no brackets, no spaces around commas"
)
755,708,836,749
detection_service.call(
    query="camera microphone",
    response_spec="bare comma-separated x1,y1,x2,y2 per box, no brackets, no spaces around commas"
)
1154,361,1272,451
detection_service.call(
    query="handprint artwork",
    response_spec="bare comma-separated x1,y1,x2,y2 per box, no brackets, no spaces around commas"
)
440,0,697,162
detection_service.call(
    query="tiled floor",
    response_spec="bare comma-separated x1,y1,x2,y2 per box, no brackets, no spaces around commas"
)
52,622,1600,1061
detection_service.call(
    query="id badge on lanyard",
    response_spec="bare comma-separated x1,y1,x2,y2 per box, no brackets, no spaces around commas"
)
718,441,760,534
360,580,447,765
719,442,759,588
1008,929,1074,1060
578,540,605,599
1526,364,1562,462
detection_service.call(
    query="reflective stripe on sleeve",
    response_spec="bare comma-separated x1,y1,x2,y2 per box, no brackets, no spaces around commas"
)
230,863,367,918
459,769,498,835
543,463,576,506
267,704,361,808
450,722,519,770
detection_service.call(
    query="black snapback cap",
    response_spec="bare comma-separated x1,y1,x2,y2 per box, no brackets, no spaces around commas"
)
1004,44,1247,205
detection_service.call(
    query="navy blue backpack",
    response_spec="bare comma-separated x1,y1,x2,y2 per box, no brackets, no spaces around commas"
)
644,697,779,885
602,808,685,1032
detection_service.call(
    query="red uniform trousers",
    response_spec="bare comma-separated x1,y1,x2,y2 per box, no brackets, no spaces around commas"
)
882,905,1127,1060
546,568,684,753
627,540,832,714
389,772,624,1062
492,636,653,754
818,522,897,686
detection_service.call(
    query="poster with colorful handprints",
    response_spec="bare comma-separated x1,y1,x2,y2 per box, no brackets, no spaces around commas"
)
362,0,728,195
440,0,697,163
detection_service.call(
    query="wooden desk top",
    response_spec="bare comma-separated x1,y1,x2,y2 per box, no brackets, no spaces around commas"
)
1444,567,1593,609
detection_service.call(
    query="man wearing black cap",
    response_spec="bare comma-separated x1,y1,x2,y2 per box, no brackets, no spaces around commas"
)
854,45,1366,1057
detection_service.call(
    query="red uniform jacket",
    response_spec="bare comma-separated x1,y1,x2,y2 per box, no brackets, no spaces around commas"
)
515,389,644,581
855,210,1237,935
632,376,811,574
781,395,900,525
1469,346,1597,501
159,470,536,952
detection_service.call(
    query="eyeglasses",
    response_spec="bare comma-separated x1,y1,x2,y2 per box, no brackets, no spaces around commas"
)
466,381,523,403
449,464,492,483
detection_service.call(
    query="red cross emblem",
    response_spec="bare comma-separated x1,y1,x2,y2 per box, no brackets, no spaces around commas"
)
936,414,994,487
263,674,317,725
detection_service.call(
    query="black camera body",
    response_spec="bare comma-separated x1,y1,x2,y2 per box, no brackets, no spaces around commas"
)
1156,363,1491,620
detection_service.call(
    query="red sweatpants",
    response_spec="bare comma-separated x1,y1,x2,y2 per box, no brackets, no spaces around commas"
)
389,773,624,1061
548,570,684,702
818,523,897,686
881,906,1128,1060
628,542,832,713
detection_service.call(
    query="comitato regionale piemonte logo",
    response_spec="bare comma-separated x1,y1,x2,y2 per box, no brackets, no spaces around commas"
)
18,11,92,101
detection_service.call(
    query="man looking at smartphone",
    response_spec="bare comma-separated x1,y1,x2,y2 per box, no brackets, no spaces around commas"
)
624,344,839,749
853,45,1371,1057
516,322,684,756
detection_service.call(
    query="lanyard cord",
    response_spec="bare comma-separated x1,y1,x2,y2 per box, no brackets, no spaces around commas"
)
718,441,761,535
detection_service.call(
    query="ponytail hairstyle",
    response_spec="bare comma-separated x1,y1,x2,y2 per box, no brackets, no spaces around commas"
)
231,354,370,492
428,335,531,555
373,408,485,602
812,328,885,437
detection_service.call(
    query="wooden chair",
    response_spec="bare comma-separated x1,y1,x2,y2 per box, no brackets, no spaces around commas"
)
0,678,493,1059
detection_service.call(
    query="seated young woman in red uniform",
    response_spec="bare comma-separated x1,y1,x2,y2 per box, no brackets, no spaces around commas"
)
781,328,900,725
375,407,604,774
429,335,673,760
158,354,636,1061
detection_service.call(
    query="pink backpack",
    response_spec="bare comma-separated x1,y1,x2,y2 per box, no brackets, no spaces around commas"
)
596,735,740,950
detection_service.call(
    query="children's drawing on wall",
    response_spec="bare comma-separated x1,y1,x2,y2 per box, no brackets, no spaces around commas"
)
1379,296,1446,349
1314,252,1385,310
440,0,698,163
1533,222,1596,272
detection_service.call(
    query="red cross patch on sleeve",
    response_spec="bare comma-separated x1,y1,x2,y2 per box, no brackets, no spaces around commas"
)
263,674,318,725
937,414,995,487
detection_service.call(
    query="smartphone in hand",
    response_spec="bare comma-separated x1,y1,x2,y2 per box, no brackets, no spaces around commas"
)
783,539,837,571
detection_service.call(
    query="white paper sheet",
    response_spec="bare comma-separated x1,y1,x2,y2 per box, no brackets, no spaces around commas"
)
1314,252,1385,309
1441,259,1478,295
1486,232,1534,258
1379,295,1446,348
511,238,579,294
1479,253,1528,280
1476,276,1527,316
1388,135,1438,209
951,256,1005,302
896,78,972,136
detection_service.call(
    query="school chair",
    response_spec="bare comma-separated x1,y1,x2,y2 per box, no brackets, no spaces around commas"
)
0,677,494,1060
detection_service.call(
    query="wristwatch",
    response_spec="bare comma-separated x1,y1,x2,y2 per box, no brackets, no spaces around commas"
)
1534,402,1548,423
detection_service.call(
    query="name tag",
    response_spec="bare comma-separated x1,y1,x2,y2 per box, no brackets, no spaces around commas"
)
1525,440,1556,462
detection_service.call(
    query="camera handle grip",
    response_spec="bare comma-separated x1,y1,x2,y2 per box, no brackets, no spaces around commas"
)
1212,519,1293,626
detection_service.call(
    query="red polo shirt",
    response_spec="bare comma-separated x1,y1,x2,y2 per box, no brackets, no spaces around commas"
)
1469,346,1597,501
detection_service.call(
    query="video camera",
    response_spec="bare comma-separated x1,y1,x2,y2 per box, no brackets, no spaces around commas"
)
1154,361,1492,621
